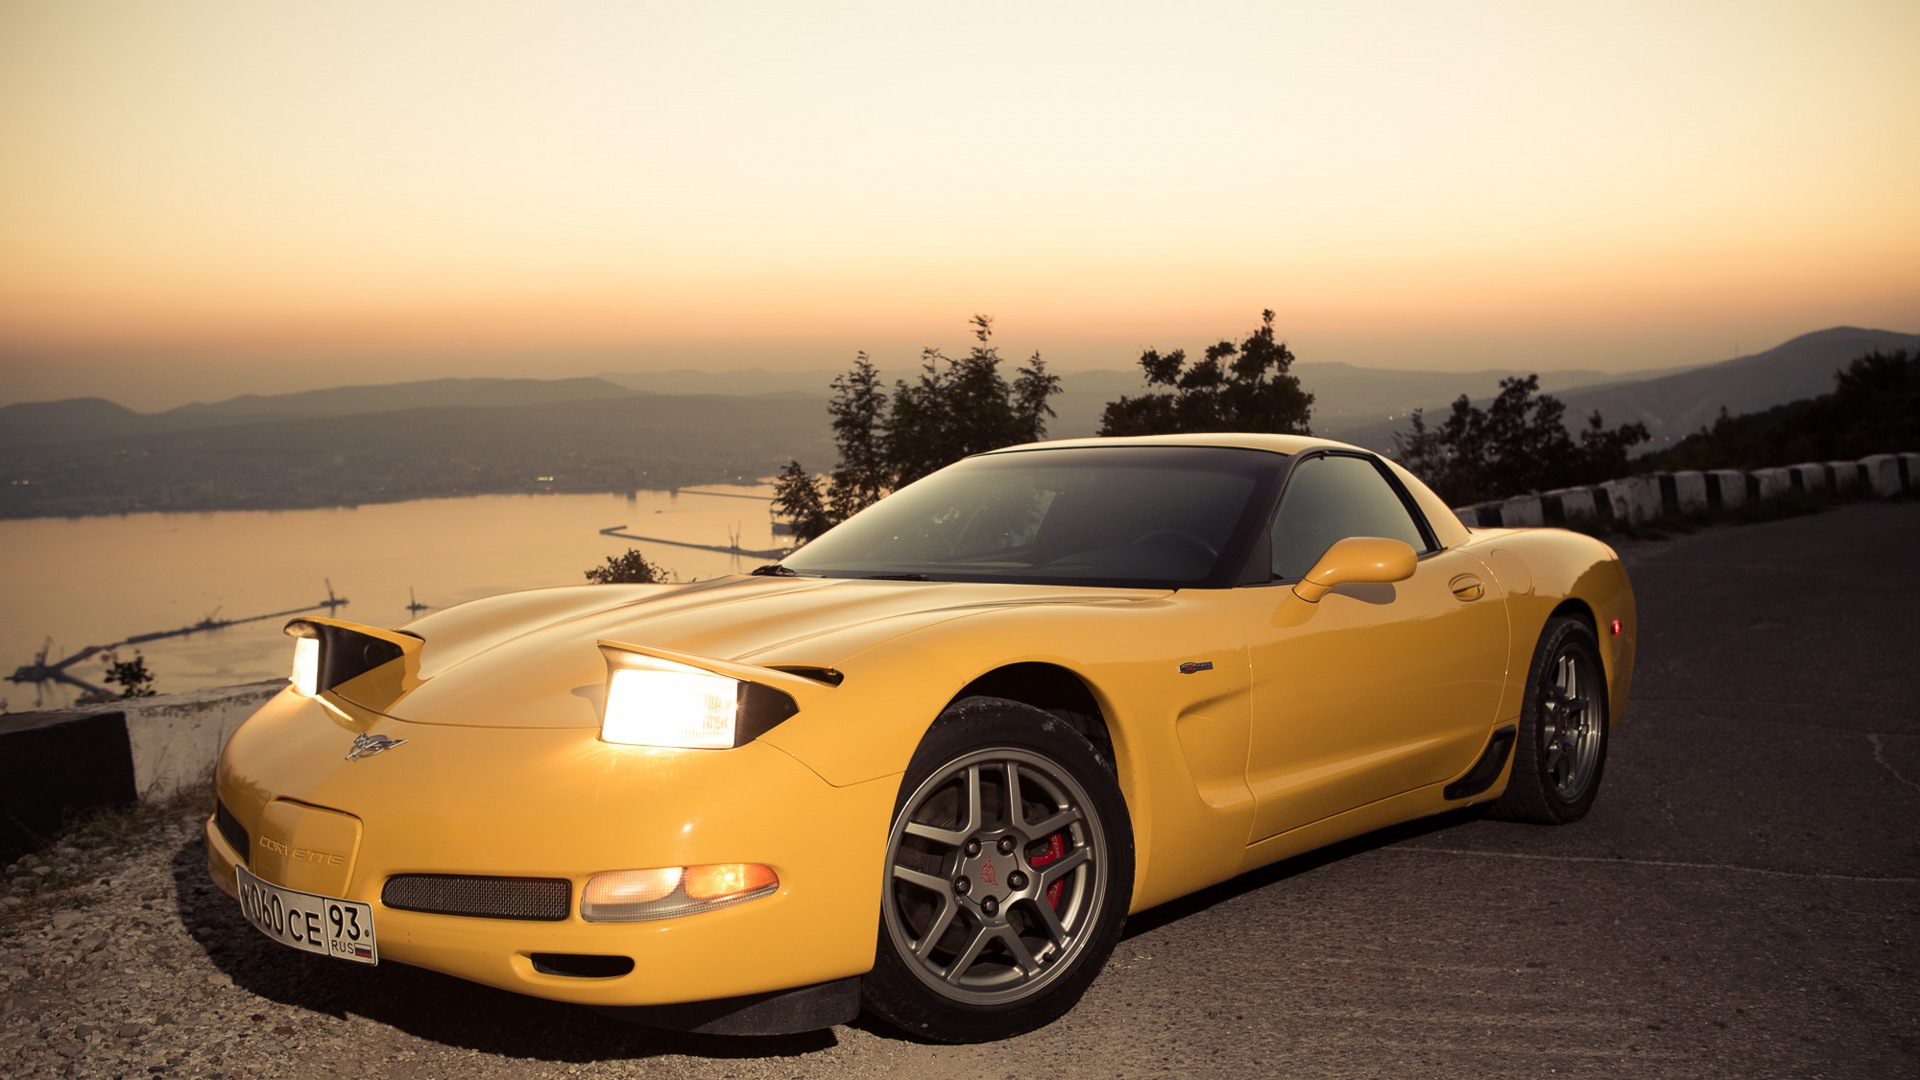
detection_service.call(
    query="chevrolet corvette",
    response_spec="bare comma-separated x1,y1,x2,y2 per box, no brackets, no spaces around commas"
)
207,433,1636,1042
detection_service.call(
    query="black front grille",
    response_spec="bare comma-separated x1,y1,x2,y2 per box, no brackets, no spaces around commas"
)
382,874,571,921
214,801,250,865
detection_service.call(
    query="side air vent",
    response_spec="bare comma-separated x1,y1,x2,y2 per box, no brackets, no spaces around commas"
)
1445,725,1518,801
768,665,845,686
383,874,571,921
531,953,636,979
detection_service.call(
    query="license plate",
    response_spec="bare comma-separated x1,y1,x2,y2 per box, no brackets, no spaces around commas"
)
236,865,378,965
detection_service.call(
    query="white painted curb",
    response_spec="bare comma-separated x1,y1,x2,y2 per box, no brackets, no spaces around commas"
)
1452,450,1915,527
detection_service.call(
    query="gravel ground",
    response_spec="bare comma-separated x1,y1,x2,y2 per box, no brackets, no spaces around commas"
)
0,804,901,1080
1,810,233,1080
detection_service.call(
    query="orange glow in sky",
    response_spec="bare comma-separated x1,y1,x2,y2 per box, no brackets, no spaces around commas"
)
1,1,1916,408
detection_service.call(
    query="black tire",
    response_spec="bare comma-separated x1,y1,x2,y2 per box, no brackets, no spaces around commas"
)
1491,616,1610,824
862,697,1134,1043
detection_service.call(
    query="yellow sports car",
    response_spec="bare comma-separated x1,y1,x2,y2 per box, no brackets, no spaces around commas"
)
207,433,1635,1042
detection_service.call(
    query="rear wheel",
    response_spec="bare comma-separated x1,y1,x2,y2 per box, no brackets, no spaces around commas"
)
1493,616,1609,824
862,698,1133,1042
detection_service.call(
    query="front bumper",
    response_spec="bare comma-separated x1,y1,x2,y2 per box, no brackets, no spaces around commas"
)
208,688,898,1007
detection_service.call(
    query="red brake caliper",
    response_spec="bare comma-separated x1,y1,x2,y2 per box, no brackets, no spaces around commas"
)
1028,833,1066,908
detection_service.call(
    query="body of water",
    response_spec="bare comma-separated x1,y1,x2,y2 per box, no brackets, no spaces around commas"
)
0,486,780,712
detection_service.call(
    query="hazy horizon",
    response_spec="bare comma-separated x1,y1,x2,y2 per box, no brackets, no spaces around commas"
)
7,321,1911,413
4,2,1916,412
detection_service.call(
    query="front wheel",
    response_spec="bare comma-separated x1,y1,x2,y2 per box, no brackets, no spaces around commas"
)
862,698,1134,1042
1492,615,1610,824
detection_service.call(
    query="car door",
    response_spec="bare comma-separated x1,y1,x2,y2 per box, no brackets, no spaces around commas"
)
1240,452,1510,842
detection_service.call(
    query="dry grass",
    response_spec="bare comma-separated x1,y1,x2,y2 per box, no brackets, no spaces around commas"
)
0,778,212,931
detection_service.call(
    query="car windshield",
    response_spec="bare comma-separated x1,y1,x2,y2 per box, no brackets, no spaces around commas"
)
778,445,1281,587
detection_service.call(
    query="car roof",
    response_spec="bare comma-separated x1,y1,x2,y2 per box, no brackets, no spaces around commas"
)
985,432,1341,457
981,432,1471,549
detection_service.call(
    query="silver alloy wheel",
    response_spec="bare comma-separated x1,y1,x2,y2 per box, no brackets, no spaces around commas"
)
881,746,1110,1006
1542,647,1602,802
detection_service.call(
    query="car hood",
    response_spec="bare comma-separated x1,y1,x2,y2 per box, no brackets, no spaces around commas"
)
348,575,1165,729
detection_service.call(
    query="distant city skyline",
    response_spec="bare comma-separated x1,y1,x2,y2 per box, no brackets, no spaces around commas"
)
3,1,1916,409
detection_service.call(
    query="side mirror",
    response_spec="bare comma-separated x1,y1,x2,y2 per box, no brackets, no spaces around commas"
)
1291,536,1418,603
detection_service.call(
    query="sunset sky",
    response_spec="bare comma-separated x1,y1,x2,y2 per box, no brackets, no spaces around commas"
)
2,1,1916,410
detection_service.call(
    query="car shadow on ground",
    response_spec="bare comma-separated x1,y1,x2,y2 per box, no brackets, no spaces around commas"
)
167,807,1488,1059
1118,806,1484,940
167,836,839,1062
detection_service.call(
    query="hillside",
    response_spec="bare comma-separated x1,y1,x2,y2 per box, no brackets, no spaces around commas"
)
0,377,641,448
4,326,1909,518
0,392,834,519
1327,327,1920,452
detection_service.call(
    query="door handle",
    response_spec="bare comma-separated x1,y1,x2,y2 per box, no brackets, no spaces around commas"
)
1449,574,1485,602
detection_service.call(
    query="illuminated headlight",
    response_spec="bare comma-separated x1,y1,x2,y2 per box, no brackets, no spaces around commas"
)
282,618,413,697
581,864,779,922
290,635,321,696
601,664,743,748
596,647,800,749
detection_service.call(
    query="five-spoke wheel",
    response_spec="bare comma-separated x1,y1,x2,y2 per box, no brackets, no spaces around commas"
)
1493,615,1610,823
864,698,1132,1042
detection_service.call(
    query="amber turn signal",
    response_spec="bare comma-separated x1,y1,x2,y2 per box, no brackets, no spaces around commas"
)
580,864,779,922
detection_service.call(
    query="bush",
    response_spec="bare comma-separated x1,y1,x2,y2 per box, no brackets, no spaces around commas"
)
584,549,669,584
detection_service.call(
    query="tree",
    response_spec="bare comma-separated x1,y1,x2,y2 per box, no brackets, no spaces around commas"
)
1098,310,1314,436
775,316,1064,543
825,352,891,523
771,460,835,544
1825,348,1918,459
1395,375,1649,505
102,650,156,698
583,548,670,584
886,315,1060,486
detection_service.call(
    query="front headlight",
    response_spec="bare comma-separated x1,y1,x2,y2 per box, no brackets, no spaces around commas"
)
602,664,742,749
597,646,802,749
290,634,321,697
283,618,418,698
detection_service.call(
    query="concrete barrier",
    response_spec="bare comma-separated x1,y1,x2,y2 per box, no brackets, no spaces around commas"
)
1600,476,1661,523
1665,471,1709,512
1,709,138,864
69,681,283,799
1826,461,1864,491
1787,463,1827,493
1677,471,1709,511
1705,469,1747,508
1446,450,1913,538
1541,487,1600,523
1499,495,1545,527
1752,467,1793,499
1860,455,1903,497
1455,502,1499,528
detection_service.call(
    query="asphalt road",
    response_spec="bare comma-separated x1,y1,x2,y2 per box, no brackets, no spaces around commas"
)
17,501,1920,1078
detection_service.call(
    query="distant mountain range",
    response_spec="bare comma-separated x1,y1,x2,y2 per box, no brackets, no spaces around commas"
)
591,327,1918,447
0,376,646,449
1326,326,1920,453
0,386,835,519
0,326,1910,519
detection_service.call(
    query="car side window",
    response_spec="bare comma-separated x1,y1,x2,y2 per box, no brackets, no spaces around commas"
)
1270,454,1430,580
